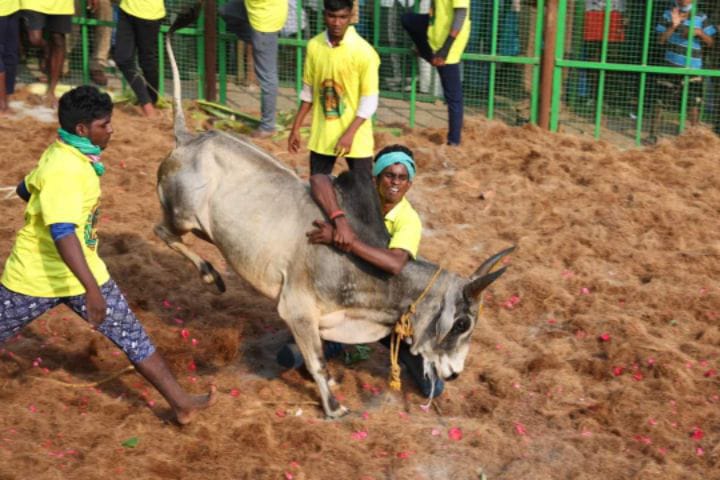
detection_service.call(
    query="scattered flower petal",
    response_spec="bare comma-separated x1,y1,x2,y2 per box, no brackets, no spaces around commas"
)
187,361,196,372
690,427,704,441
448,427,463,441
612,366,624,376
180,329,190,339
696,447,705,456
431,428,441,436
580,287,591,295
397,451,413,459
598,333,611,342
514,423,527,436
230,389,240,397
632,372,644,381
351,430,368,440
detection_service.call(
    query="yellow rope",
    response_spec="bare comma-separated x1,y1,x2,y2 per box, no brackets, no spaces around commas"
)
389,268,443,391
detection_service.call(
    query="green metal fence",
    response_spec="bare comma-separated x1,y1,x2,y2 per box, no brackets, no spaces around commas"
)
552,0,720,145
44,1,720,146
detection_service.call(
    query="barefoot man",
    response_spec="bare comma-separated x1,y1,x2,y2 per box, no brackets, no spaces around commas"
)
0,86,217,424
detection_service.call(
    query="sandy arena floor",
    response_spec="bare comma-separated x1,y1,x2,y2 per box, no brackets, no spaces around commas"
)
0,92,719,479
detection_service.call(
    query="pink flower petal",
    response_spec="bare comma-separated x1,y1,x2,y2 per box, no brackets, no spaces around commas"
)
632,372,644,381
696,447,705,456
396,451,413,459
180,329,190,339
431,428,441,436
690,427,704,441
361,411,369,420
598,333,611,342
284,472,293,480
230,389,240,397
187,360,196,372
162,300,172,309
351,430,368,440
191,338,199,347
580,287,591,295
514,423,527,436
612,366,624,376
448,427,463,441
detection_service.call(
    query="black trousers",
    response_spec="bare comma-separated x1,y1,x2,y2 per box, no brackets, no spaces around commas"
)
114,9,161,106
310,151,373,176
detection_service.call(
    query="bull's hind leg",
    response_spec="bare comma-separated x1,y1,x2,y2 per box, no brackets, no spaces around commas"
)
154,222,226,292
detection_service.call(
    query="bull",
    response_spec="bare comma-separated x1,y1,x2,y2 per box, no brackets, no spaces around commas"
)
155,10,514,418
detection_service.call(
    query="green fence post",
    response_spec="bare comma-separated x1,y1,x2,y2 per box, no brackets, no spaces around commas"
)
218,0,227,104
678,3,699,133
486,0,500,119
529,0,544,124
158,28,165,97
635,1,654,145
592,0,614,139
197,9,206,100
295,0,304,102
549,0,567,131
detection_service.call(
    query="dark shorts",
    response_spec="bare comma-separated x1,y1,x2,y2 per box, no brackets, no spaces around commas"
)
310,151,373,176
652,73,704,108
22,10,73,34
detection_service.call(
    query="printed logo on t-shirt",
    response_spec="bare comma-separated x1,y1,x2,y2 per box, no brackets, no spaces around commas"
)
84,203,99,250
321,79,344,120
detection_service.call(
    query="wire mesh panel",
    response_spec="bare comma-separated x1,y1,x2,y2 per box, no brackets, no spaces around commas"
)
554,0,720,145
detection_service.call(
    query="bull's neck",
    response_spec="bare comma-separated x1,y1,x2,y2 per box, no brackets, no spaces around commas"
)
390,260,446,310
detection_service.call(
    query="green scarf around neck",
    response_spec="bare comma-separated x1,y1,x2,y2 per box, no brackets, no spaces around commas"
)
58,128,105,176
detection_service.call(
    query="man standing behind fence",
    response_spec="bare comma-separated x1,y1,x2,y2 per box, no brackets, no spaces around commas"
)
21,0,75,107
220,0,288,137
0,0,20,114
287,0,380,175
402,0,470,146
649,0,715,142
115,0,165,117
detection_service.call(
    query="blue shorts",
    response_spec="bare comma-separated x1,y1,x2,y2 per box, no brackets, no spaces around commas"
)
0,279,156,363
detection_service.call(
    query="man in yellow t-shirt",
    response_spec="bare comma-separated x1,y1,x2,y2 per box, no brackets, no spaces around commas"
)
402,0,470,145
115,0,166,117
0,0,20,113
0,86,217,424
20,0,75,107
287,0,380,175
220,0,288,136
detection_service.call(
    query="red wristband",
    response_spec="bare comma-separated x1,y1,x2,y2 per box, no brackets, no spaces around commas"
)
329,210,345,222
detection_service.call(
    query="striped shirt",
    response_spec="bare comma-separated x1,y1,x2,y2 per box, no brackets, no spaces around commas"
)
656,8,716,69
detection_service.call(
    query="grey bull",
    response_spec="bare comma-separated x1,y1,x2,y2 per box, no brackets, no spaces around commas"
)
155,11,514,418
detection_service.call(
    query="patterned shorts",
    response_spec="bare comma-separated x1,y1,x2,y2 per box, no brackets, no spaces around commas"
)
0,279,155,363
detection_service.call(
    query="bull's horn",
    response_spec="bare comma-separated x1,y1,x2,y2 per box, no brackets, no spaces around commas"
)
470,245,516,279
463,266,508,301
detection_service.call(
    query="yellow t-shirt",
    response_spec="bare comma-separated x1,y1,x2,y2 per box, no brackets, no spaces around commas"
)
428,0,471,64
119,0,165,21
1,141,110,297
246,0,287,32
304,26,380,158
0,0,20,16
20,0,74,15
385,197,422,259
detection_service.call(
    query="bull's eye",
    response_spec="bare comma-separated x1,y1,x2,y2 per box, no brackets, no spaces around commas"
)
450,316,471,336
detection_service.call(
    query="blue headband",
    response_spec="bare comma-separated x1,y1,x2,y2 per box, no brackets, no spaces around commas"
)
372,151,416,181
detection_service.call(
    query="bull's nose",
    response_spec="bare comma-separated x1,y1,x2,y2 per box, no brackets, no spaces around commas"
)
447,372,459,381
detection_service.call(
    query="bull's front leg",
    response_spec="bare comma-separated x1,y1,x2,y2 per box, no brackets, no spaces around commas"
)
288,320,349,419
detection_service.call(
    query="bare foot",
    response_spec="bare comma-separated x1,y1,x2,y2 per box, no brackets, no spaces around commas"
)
141,102,158,117
175,385,219,425
46,93,58,109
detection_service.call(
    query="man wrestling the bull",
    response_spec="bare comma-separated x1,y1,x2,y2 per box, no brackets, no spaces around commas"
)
277,144,444,398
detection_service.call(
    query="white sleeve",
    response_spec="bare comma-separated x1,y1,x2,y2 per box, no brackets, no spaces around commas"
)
356,94,379,119
300,83,313,103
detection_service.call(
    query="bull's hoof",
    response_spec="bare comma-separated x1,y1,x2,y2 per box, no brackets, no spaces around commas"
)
325,404,350,419
200,261,226,293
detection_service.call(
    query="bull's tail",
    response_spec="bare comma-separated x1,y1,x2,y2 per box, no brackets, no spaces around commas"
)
165,2,202,145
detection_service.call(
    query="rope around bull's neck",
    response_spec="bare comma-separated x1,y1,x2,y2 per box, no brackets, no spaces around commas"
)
389,267,444,391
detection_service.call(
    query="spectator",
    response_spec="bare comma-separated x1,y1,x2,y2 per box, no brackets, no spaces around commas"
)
20,0,75,107
648,0,716,142
0,0,20,114
221,0,288,137
287,0,380,176
402,0,470,145
67,0,113,86
114,0,165,117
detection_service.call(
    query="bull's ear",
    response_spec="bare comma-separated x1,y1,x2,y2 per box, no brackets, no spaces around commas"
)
470,245,516,279
463,266,508,301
